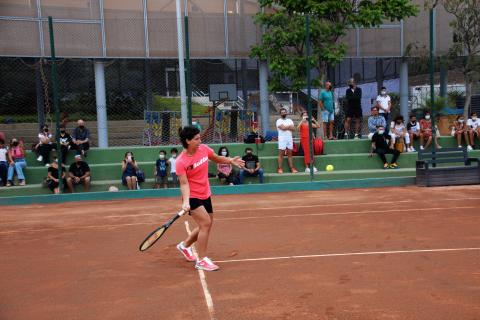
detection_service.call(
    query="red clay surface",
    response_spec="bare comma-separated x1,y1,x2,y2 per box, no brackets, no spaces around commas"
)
1,185,480,320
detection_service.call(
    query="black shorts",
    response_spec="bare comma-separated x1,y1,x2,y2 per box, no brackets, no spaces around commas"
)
189,197,213,214
346,106,362,119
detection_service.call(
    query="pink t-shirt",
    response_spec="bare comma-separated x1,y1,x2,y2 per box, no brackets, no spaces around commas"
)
176,144,214,199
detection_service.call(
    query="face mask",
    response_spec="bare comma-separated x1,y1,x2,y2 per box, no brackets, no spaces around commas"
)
473,116,478,121
425,115,431,120
349,84,354,89
44,129,49,133
79,126,85,129
12,141,18,147
381,91,386,95
281,114,287,119
221,151,228,156
246,151,252,155
302,116,308,120
159,154,165,159
60,130,65,133
411,120,416,124
378,130,385,135
172,154,177,158
459,119,465,123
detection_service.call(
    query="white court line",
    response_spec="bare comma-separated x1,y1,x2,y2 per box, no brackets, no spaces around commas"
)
215,206,476,222
0,206,476,235
215,247,480,264
185,221,216,320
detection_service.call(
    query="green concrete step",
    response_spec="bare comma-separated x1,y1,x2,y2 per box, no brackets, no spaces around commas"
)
0,169,416,198
22,137,478,167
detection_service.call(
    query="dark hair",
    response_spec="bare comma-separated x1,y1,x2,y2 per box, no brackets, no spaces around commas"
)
472,112,478,116
409,114,416,119
424,111,430,115
280,108,287,113
0,139,4,145
371,106,379,111
179,126,200,148
170,147,178,153
394,115,404,122
381,86,386,90
159,150,166,155
124,151,134,159
245,147,253,153
218,146,229,156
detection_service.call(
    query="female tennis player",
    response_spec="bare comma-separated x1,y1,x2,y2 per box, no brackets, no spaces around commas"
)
176,126,244,271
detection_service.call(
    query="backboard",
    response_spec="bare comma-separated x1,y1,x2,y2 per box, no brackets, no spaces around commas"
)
209,84,238,102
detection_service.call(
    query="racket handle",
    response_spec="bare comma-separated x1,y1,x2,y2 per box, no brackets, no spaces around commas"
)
178,209,187,217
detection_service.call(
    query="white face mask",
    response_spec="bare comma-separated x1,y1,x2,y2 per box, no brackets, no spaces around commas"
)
378,130,385,135
302,116,308,120
381,91,386,95
425,115,431,120
459,119,465,123
159,154,165,159
172,154,177,158
473,116,478,121
221,151,228,156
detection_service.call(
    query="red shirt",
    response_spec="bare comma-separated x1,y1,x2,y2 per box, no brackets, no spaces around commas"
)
176,144,214,199
299,122,311,140
420,119,432,133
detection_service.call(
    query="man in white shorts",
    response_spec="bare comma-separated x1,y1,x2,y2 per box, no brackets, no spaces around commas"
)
276,108,298,174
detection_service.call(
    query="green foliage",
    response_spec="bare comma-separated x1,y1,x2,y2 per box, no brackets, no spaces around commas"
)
152,96,209,115
421,96,449,115
251,0,418,91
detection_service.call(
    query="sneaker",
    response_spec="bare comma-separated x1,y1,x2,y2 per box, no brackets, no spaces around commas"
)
458,145,463,149
176,242,196,262
291,167,299,173
420,146,425,150
305,167,310,173
19,180,26,186
383,163,389,170
195,257,219,271
354,134,359,140
45,163,50,167
467,145,473,151
313,167,318,173
410,147,416,152
6,181,12,187
37,155,43,162
389,163,398,169
277,168,283,174
344,132,349,139
436,145,442,149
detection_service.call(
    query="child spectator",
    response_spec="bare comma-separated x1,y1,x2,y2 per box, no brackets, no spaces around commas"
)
36,124,54,166
58,124,73,164
452,115,471,150
169,148,178,187
47,157,66,194
419,112,442,150
154,150,169,189
7,138,27,186
66,154,91,192
407,114,420,152
0,139,9,186
121,151,139,190
72,119,90,156
369,125,400,169
239,147,264,184
390,115,410,152
467,112,480,150
217,146,235,185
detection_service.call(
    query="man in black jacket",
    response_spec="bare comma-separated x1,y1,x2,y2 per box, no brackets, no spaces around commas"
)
344,78,362,139
369,126,400,169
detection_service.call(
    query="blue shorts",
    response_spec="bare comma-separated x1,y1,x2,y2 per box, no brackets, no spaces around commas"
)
322,110,334,122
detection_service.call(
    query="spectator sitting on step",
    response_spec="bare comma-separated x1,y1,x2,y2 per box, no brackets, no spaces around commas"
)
72,119,90,157
7,138,27,187
66,154,91,193
57,124,73,164
390,115,410,152
467,112,480,150
419,111,441,150
0,139,10,186
47,156,66,194
154,150,169,189
121,151,139,190
369,125,400,169
217,146,235,185
367,106,386,140
35,124,54,166
452,115,471,150
239,147,264,184
169,148,178,187
407,114,420,152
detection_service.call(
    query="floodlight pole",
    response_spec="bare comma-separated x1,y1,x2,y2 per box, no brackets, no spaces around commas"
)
429,8,436,155
305,14,314,182
48,16,62,193
184,0,192,125
176,0,188,127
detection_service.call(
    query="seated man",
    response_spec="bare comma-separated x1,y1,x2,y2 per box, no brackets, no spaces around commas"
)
407,114,420,152
66,154,91,192
467,112,480,149
72,119,91,156
239,147,264,184
369,125,400,169
367,106,386,140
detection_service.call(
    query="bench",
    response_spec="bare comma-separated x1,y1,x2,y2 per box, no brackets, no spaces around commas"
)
416,147,480,187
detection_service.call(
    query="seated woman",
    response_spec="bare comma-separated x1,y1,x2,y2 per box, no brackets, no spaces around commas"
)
121,151,139,190
7,138,27,186
47,157,67,194
35,125,54,166
452,115,470,149
217,146,235,185
390,115,410,152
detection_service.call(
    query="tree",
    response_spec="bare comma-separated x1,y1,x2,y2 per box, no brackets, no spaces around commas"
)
443,0,480,119
251,0,418,91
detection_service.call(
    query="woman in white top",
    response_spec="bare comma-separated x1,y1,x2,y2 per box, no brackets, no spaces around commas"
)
467,112,480,149
390,115,410,152
452,115,471,150
36,125,54,166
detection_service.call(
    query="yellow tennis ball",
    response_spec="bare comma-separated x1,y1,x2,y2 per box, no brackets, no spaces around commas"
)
326,164,334,171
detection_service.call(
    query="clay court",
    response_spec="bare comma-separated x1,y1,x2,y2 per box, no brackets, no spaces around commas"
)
1,185,480,320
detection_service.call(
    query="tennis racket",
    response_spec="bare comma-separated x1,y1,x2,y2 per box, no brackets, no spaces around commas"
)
139,209,187,252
